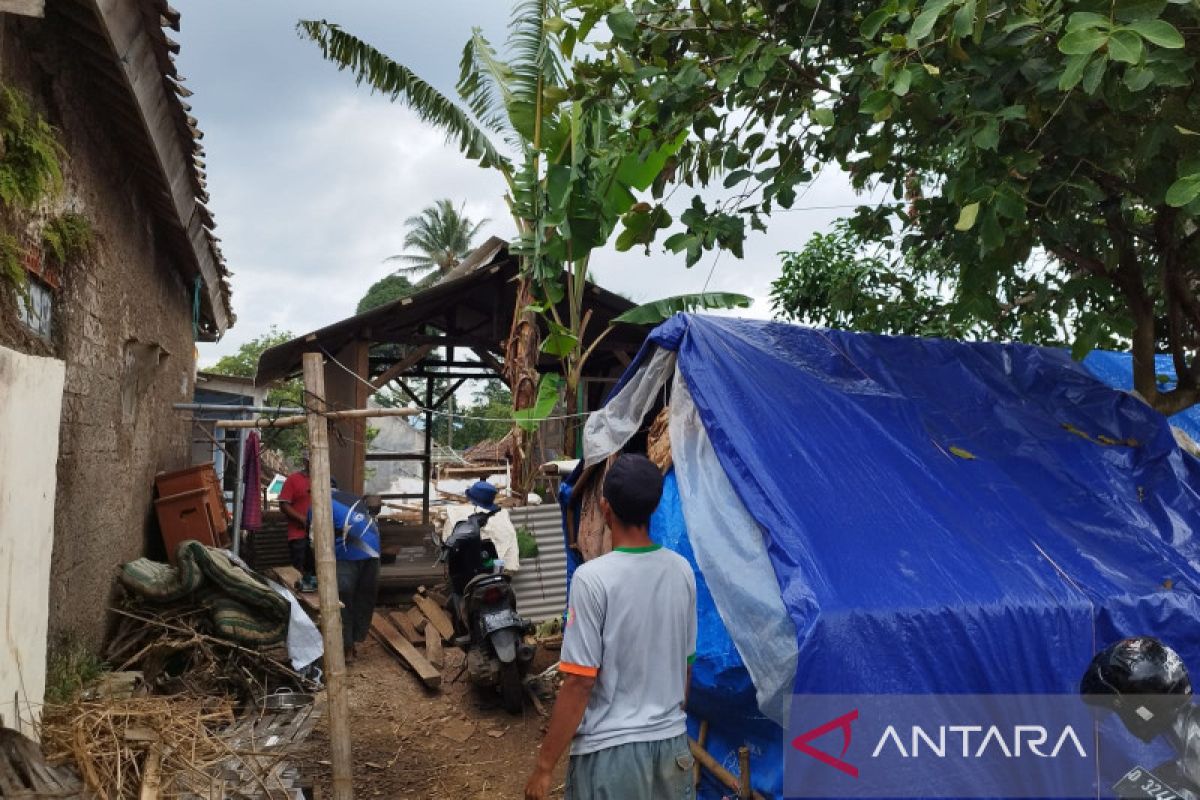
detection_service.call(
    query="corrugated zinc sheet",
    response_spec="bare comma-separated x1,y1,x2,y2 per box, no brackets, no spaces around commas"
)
509,504,568,623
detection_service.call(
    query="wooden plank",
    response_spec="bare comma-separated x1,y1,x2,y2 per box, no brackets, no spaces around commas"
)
412,594,456,643
0,0,44,17
370,613,442,689
405,607,429,633
272,565,302,588
139,743,163,800
387,610,422,645
424,625,444,669
269,566,341,612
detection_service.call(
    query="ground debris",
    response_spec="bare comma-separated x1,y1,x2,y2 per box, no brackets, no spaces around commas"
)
104,602,316,702
437,718,475,743
39,694,236,799
33,592,322,799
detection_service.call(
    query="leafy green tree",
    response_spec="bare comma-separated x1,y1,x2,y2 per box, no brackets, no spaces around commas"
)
455,381,515,448
208,327,306,464
356,274,418,314
299,2,748,475
771,222,1080,346
208,327,292,379
386,199,488,279
574,0,1200,412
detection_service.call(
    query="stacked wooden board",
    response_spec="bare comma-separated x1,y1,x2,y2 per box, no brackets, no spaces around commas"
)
369,587,456,689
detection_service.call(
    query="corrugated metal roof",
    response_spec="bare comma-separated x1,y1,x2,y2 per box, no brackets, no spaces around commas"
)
509,505,567,624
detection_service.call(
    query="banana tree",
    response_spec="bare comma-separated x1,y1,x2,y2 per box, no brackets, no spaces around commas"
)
299,2,749,488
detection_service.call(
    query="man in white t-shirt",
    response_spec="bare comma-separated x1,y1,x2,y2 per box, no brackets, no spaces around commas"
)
441,480,521,571
525,454,697,800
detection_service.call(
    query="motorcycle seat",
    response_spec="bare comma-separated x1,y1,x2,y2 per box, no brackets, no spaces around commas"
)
464,573,508,596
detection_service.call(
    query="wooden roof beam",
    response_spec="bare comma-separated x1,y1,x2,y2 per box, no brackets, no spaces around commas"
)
369,344,435,390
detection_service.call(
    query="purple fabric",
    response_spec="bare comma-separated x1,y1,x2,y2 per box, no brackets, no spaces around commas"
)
241,431,262,531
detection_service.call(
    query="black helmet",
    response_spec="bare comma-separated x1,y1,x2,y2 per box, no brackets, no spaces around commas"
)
1080,637,1192,742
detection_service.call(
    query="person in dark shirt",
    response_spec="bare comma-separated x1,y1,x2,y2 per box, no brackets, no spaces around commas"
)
278,453,316,592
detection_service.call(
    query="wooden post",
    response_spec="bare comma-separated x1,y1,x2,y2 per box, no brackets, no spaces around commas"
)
422,377,433,525
303,352,354,800
738,746,752,800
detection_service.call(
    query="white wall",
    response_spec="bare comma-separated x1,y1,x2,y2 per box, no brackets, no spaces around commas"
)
0,345,65,737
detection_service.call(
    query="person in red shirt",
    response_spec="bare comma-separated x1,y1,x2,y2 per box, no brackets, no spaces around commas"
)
279,453,316,592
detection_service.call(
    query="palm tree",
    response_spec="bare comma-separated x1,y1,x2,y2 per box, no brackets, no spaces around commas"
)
386,199,489,279
298,2,565,485
298,3,748,472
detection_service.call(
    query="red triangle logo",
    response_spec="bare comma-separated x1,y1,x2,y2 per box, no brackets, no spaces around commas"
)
791,708,860,778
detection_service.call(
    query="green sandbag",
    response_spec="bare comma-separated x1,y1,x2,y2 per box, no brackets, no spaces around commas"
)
120,541,289,648
119,551,203,602
177,541,289,620
208,597,287,646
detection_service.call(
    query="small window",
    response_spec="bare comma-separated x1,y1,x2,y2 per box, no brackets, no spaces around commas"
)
17,277,53,339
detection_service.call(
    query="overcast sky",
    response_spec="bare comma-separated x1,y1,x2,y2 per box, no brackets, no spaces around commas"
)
174,1,866,367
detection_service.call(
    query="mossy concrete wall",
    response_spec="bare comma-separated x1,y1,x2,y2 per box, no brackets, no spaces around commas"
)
0,13,198,650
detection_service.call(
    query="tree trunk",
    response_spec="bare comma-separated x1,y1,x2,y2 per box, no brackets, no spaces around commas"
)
504,275,541,500
561,372,581,459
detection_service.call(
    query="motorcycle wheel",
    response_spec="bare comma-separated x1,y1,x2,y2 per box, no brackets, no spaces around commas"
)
500,661,523,714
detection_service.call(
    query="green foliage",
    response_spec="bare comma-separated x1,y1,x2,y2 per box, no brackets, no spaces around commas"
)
514,372,562,432
357,273,417,314
0,231,23,295
576,0,1200,412
613,292,753,325
0,85,69,301
771,222,1081,346
45,632,108,705
455,381,515,448
297,21,510,172
209,327,294,378
517,526,540,559
0,84,63,208
208,327,307,464
42,212,93,264
386,199,488,277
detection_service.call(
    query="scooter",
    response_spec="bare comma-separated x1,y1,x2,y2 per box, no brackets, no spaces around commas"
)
1081,637,1200,800
434,509,534,713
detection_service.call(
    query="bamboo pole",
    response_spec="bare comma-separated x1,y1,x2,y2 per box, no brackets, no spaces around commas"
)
688,738,765,800
738,746,752,800
303,352,353,800
214,407,419,429
694,720,709,790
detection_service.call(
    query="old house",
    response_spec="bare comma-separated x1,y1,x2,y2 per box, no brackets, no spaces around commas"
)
0,0,231,729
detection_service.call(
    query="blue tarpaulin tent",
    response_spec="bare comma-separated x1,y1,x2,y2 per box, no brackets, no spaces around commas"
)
566,315,1200,799
1083,351,1200,444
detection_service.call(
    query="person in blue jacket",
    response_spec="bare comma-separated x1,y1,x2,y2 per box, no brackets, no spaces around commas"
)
310,488,381,662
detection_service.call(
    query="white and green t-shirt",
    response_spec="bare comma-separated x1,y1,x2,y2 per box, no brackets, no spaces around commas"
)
560,544,697,755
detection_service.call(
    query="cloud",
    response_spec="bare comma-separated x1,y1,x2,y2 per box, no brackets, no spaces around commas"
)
198,93,513,364
178,1,869,367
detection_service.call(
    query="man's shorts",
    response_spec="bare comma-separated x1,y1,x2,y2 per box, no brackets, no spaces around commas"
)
565,733,695,800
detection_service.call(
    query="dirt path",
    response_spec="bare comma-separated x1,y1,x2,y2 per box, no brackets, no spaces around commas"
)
298,630,567,798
